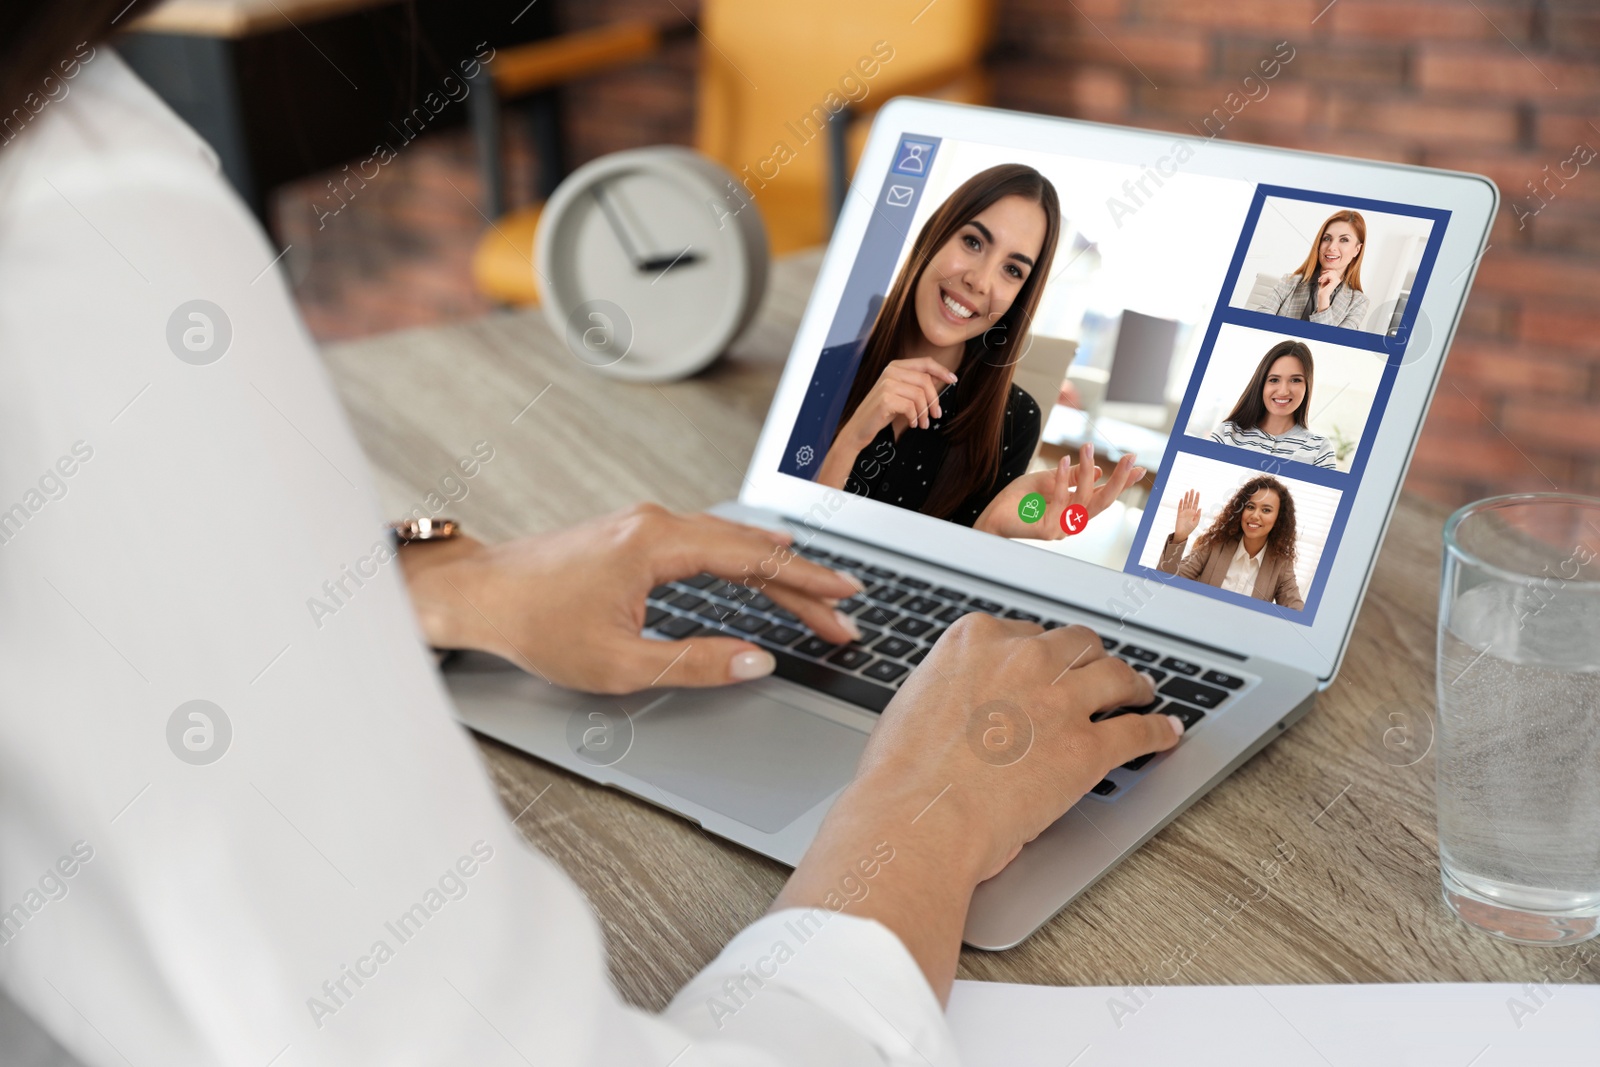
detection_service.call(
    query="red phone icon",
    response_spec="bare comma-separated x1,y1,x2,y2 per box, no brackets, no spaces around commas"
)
1060,503,1088,535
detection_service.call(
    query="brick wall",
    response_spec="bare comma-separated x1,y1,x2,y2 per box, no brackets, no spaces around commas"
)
555,0,1600,508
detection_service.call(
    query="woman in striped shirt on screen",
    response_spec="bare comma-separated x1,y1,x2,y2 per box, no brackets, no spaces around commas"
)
1208,339,1337,470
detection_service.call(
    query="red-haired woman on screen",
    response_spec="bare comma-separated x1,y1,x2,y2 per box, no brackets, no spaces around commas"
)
1251,209,1370,330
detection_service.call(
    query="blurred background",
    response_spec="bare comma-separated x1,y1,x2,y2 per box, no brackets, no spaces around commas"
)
115,0,1600,509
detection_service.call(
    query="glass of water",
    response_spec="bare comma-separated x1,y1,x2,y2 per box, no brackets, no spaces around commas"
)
1437,494,1600,945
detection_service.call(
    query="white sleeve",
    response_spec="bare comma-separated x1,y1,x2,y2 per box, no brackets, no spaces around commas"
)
0,53,956,1067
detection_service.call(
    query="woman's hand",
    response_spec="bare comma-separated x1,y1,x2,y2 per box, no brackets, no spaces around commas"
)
972,443,1146,540
816,358,958,490
1172,487,1202,542
398,504,863,693
1315,267,1338,311
773,617,1183,999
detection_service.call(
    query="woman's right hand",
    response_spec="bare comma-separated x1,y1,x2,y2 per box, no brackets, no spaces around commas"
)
1314,267,1338,311
836,357,959,450
1173,488,1201,542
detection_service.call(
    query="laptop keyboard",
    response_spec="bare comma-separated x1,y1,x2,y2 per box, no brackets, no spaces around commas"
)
641,543,1250,800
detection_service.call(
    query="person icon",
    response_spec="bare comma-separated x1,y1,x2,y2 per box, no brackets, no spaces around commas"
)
896,141,928,174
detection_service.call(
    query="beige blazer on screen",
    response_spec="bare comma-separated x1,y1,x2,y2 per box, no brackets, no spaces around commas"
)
1157,534,1305,610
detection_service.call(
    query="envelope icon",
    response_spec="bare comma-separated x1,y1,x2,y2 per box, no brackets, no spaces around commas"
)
885,184,914,208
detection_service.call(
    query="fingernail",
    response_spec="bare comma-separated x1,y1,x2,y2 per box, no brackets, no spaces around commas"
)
1166,714,1185,738
835,610,862,641
841,572,866,592
730,649,776,681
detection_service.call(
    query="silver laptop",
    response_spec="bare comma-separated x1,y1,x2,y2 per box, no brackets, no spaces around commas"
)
448,99,1495,950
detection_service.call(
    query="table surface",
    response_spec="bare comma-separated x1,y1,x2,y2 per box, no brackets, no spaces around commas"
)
321,250,1599,1012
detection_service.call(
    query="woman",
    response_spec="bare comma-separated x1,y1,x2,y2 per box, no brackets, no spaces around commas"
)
1156,478,1305,609
1250,209,1370,330
0,6,1181,1064
1208,339,1337,469
811,164,1144,538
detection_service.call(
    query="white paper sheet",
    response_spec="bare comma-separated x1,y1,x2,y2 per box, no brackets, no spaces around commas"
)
946,979,1600,1066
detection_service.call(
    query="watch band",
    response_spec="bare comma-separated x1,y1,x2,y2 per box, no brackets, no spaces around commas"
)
388,517,462,544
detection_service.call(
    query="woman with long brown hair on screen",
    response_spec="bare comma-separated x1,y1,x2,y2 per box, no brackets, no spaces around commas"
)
1208,339,1337,469
1251,208,1370,330
814,163,1145,538
1157,476,1305,609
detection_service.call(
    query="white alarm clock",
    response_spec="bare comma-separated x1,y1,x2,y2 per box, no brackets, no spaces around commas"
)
535,146,769,382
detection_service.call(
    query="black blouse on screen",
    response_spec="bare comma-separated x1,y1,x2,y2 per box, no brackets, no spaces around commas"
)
842,383,1041,527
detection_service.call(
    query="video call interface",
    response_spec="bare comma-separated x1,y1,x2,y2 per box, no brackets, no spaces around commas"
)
779,134,1450,625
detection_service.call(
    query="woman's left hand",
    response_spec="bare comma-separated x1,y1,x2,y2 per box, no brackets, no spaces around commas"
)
973,443,1146,541
398,504,864,694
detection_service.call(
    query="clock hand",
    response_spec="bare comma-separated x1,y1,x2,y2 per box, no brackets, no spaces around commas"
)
591,184,645,269
638,246,702,276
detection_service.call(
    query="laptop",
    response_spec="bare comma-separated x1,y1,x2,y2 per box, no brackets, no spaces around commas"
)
448,98,1496,950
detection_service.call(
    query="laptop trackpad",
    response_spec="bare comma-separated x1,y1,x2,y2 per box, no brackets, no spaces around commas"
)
618,688,865,834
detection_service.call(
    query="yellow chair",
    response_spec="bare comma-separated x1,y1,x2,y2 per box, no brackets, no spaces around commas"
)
469,2,993,306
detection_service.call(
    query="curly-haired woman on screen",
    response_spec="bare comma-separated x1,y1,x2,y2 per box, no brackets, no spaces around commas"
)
1157,477,1305,609
1251,209,1370,330
813,163,1144,538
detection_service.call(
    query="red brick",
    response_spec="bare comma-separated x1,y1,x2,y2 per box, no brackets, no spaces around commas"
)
1411,425,1540,483
1524,202,1600,257
1532,111,1600,153
1133,0,1317,33
1420,378,1501,430
1134,79,1314,131
1472,248,1600,303
1264,127,1422,165
1029,25,1211,75
1278,44,1407,87
1501,398,1600,452
1545,3,1600,52
1519,300,1600,354
1458,294,1519,339
1326,96,1518,147
1415,46,1600,99
1446,339,1594,396
1004,0,1131,22
1326,0,1535,42
1001,62,1132,122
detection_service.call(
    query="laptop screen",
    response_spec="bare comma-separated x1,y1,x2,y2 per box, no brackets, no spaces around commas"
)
776,134,1449,626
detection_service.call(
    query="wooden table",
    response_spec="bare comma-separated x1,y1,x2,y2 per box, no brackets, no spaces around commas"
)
322,250,1600,1012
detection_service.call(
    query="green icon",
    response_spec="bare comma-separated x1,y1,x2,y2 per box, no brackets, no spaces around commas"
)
1018,492,1046,523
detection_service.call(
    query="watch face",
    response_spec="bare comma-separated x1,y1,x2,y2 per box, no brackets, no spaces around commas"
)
539,150,765,381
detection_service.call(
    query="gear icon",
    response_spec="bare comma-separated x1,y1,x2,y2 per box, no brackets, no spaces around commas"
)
795,445,815,467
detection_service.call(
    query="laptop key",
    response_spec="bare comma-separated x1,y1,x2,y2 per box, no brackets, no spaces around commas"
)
894,617,933,638
874,636,918,659
794,636,839,659
725,614,769,636
968,597,1003,613
1123,752,1157,771
826,648,874,671
863,660,909,683
669,592,708,612
1121,644,1159,662
1203,669,1245,690
655,614,699,639
1004,608,1041,622
760,624,805,647
649,584,675,601
857,606,899,627
1160,677,1229,709
1042,619,1064,630
855,627,882,646
1131,663,1168,684
836,596,867,615
1100,635,1118,650
866,584,907,605
770,607,800,623
899,576,932,591
830,555,863,569
1166,700,1208,730
681,573,719,589
1090,779,1118,796
924,627,946,644
935,605,969,624
864,565,897,579
907,648,929,666
902,595,942,616
932,587,967,602
645,606,668,628
1160,656,1201,676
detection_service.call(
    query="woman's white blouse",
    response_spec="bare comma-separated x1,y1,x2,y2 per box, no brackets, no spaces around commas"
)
0,52,954,1067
